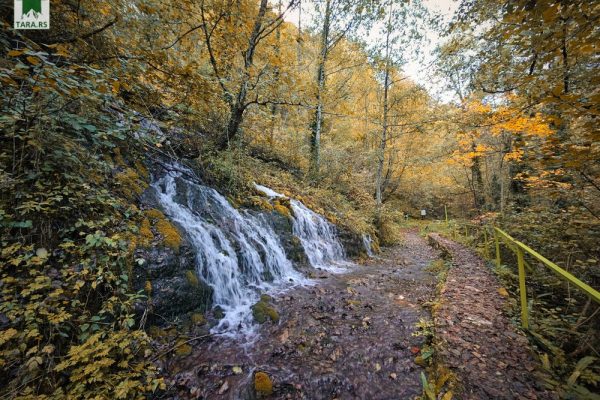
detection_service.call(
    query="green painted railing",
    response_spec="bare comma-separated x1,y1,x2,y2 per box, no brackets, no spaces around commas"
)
448,221,600,329
491,227,600,329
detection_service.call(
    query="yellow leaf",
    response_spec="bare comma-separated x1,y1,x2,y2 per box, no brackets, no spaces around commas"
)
497,287,509,297
542,6,558,23
8,50,24,57
442,391,453,400
0,328,18,345
26,56,41,65
54,45,70,57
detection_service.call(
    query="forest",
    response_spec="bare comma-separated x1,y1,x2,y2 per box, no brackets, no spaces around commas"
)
0,0,598,398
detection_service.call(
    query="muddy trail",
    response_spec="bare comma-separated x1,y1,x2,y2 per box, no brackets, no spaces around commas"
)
165,229,439,399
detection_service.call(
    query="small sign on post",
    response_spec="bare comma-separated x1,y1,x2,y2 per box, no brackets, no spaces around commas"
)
420,209,426,220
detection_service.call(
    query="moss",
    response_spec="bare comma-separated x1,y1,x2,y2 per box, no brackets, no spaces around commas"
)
191,313,206,325
371,239,381,253
213,306,225,320
326,214,340,225
260,294,272,302
115,168,148,199
254,371,273,396
113,148,126,167
148,326,166,338
252,298,279,324
248,195,274,211
175,342,192,357
145,208,166,220
185,270,200,287
126,233,138,253
139,218,153,246
156,218,182,251
134,160,149,180
273,204,291,218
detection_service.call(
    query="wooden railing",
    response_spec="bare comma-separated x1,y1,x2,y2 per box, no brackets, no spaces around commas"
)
445,221,600,329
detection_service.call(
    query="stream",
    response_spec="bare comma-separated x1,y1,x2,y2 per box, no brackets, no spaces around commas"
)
165,230,439,399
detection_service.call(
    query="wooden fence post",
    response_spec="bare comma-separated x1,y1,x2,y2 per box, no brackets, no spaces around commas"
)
483,228,490,259
494,228,501,267
517,247,529,329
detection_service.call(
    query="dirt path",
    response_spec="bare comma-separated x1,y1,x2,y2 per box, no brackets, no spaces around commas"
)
166,229,440,399
429,234,556,400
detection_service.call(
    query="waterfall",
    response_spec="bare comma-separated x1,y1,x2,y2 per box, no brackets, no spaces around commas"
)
153,169,307,335
362,234,374,257
254,184,347,271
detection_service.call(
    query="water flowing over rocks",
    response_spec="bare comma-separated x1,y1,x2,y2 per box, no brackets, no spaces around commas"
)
137,165,352,334
163,229,439,399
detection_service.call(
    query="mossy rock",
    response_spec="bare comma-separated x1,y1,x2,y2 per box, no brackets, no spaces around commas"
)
248,195,274,211
252,298,279,324
145,208,166,220
139,218,153,246
273,204,292,218
148,325,167,338
185,270,200,287
115,168,148,199
142,208,182,251
134,160,150,180
260,294,272,302
213,305,225,320
254,371,273,396
156,218,182,251
175,342,192,357
191,312,206,325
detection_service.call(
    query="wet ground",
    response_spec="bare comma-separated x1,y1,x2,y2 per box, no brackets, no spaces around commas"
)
166,229,440,399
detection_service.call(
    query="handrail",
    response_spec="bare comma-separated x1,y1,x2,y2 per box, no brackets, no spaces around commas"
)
493,225,600,329
494,227,600,304
446,221,600,329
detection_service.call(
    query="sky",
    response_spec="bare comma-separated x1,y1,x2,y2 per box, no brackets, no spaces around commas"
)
283,0,460,101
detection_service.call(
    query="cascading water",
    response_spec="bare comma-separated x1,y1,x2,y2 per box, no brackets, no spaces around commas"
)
254,184,347,271
153,168,307,336
362,234,374,257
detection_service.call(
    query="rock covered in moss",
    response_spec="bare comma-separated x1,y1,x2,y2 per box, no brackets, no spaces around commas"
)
191,312,206,325
132,244,213,325
254,371,273,396
251,296,279,324
213,305,225,320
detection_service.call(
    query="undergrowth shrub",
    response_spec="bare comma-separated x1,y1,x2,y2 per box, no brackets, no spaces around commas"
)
0,40,164,398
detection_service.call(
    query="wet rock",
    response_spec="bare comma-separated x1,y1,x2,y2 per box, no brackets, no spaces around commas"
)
213,305,225,320
338,226,368,258
266,210,310,268
133,243,213,325
252,296,280,324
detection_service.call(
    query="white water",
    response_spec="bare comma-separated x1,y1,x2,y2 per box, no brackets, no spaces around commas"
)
255,184,347,271
362,234,374,257
154,170,308,336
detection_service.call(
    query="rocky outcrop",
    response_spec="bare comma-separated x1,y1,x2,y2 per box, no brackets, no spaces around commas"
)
338,226,368,258
261,210,311,270
133,243,213,325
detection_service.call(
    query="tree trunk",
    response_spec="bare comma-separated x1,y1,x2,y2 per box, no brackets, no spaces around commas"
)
219,0,269,149
471,141,485,209
375,4,393,228
269,0,283,149
309,0,331,180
